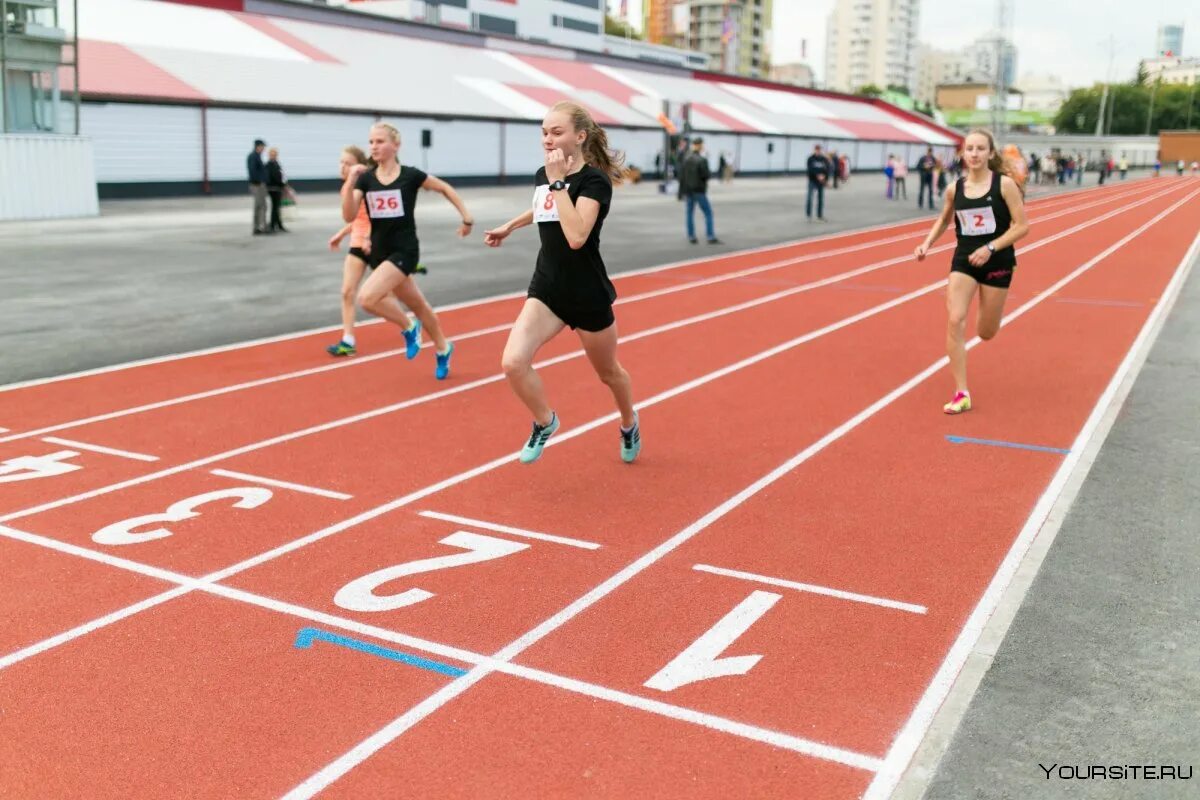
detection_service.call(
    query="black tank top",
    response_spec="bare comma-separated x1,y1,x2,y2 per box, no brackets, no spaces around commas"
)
953,171,1015,267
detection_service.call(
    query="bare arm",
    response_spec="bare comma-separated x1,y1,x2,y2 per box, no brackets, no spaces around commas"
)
483,209,534,248
914,182,956,260
340,167,366,223
422,174,473,237
552,192,602,250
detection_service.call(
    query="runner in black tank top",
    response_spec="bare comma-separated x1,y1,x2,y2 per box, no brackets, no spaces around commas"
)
484,101,641,465
914,128,1029,415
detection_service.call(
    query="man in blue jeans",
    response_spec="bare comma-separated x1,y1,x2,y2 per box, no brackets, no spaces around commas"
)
806,143,830,221
681,137,721,244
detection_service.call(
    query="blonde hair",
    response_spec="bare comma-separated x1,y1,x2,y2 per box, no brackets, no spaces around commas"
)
370,122,401,145
550,100,625,182
342,145,369,166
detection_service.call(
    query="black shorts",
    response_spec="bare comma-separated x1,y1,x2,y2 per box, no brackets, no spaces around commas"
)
528,291,615,333
370,249,422,276
348,246,369,263
951,255,1016,289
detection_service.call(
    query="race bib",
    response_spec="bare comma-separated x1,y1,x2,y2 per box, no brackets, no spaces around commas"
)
532,183,569,223
367,189,405,219
956,206,997,236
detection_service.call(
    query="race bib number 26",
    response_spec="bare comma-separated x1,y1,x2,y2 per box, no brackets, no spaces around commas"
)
956,206,997,236
367,189,405,219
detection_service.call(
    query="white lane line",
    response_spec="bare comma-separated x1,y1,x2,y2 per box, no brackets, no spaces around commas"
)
693,564,927,614
292,186,1200,796
0,178,1157,401
0,180,1165,448
417,510,600,550
2,180,1181,526
209,469,353,501
861,206,1200,800
0,521,881,776
40,436,159,462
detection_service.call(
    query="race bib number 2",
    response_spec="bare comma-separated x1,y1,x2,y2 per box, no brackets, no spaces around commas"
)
532,184,569,223
367,189,405,219
956,206,997,236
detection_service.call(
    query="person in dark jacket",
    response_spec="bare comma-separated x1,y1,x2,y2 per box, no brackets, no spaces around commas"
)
247,139,268,235
266,146,288,233
681,138,720,244
806,144,831,221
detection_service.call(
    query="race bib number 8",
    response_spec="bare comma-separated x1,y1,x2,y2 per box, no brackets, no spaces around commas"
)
956,206,997,236
367,189,405,219
532,184,569,223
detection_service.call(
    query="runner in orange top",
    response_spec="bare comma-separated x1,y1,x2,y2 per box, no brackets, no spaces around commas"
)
326,145,373,356
1002,143,1028,193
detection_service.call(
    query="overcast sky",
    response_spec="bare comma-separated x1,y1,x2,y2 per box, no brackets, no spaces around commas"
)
610,0,1200,89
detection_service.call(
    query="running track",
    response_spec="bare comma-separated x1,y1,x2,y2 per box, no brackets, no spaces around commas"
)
1,177,1198,799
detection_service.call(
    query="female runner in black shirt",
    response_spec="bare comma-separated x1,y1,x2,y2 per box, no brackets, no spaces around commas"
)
914,128,1029,414
485,101,640,464
341,122,473,380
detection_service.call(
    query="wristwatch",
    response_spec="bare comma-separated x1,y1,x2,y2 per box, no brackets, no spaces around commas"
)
549,180,567,192
986,242,996,253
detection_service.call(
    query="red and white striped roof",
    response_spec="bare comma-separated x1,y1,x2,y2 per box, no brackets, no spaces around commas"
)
68,0,960,146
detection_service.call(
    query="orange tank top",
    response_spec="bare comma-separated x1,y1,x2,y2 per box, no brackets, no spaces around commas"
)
350,201,370,247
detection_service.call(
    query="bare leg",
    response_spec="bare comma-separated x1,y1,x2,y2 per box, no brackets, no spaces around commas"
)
500,298,566,426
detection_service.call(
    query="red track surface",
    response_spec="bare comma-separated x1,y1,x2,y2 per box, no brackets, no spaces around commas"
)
2,177,1198,799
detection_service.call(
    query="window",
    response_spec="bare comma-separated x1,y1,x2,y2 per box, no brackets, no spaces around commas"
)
473,13,517,35
551,14,600,35
3,67,58,132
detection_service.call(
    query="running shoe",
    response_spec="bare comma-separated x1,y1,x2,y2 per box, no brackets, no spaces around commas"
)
520,413,560,464
435,342,454,380
326,339,356,357
943,390,972,415
403,319,422,360
620,413,641,463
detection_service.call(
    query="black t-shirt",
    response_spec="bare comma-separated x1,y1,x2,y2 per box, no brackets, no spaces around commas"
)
354,165,428,257
531,165,616,309
917,154,936,177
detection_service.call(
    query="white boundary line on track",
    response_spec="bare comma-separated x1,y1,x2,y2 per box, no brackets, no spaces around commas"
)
692,564,927,614
0,181,1171,450
0,521,882,773
0,181,1185,527
279,186,1200,798
40,436,159,462
0,179,1156,395
208,469,353,501
417,510,600,550
861,210,1200,800
0,183,1191,796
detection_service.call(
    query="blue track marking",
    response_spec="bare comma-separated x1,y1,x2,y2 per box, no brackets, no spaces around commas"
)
945,435,1070,454
294,627,469,678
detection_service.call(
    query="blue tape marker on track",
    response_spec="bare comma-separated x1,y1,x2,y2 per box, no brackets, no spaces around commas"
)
945,435,1070,454
294,627,469,678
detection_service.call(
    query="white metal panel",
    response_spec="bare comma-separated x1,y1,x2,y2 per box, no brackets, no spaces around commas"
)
609,128,663,176
856,140,885,170
502,122,544,180
80,102,203,182
0,134,99,220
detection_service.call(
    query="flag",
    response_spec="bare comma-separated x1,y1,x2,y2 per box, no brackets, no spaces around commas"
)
721,13,733,45
801,38,806,59
619,0,628,19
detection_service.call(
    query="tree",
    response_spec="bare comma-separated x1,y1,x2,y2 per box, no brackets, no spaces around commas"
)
1055,81,1199,135
604,15,642,39
1134,62,1149,87
856,83,884,98
886,84,910,96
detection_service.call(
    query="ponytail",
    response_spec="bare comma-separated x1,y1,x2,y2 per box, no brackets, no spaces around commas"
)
551,100,625,182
